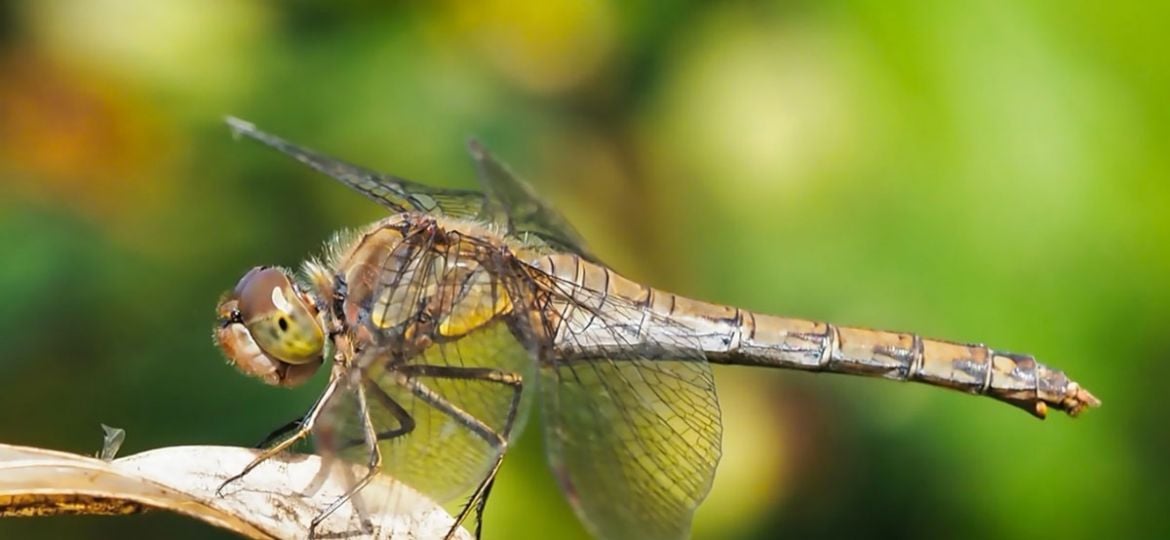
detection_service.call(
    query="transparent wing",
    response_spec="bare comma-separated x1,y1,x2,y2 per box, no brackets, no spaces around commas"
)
227,117,487,218
314,222,537,518
226,118,598,260
318,323,535,504
468,140,598,262
528,266,722,540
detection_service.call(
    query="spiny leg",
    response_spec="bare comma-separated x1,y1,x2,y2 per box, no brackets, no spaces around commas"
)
456,452,506,540
396,365,523,540
332,381,417,451
217,377,342,496
473,474,497,540
368,380,418,442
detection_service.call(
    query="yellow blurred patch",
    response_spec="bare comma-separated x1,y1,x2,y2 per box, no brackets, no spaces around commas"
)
434,0,617,94
20,0,270,107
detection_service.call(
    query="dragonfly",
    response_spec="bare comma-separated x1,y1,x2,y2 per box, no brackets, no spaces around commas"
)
213,117,1100,540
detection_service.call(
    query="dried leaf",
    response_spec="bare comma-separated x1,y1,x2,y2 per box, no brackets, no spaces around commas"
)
0,443,470,539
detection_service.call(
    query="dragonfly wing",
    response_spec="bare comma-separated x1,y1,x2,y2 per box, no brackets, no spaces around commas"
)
541,358,721,540
227,117,486,218
316,322,536,507
467,139,599,262
531,270,722,540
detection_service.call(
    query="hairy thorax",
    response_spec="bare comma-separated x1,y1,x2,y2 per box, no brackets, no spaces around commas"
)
302,213,548,366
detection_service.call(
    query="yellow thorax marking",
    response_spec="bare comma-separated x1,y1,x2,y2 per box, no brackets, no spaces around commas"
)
437,272,514,337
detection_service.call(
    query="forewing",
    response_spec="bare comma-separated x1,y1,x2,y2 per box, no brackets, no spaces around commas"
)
226,118,599,259
227,117,486,218
531,268,722,540
467,140,598,262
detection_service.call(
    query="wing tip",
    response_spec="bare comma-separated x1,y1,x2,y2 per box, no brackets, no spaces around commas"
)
224,116,256,139
466,137,487,160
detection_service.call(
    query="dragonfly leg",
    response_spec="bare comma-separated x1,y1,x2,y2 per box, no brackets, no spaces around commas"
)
366,379,418,441
309,381,385,538
397,364,524,433
454,453,505,540
473,473,497,540
327,381,417,451
216,376,342,497
395,366,523,540
255,417,303,449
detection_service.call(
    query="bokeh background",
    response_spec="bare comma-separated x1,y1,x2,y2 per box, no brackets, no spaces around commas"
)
1,1,1166,539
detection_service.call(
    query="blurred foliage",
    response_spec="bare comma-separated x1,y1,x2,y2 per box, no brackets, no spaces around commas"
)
0,1,1166,539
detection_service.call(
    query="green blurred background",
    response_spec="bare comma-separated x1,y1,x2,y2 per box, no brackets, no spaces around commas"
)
0,1,1165,539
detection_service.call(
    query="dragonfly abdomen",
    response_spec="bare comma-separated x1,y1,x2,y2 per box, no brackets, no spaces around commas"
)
525,253,1099,419
712,311,1100,419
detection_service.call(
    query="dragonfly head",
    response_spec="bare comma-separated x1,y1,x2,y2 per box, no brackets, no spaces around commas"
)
214,266,325,387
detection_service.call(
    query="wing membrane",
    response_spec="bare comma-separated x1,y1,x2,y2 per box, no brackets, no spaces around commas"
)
227,117,599,260
468,140,598,261
369,323,533,502
227,117,486,218
230,116,603,264
541,358,720,540
531,267,722,540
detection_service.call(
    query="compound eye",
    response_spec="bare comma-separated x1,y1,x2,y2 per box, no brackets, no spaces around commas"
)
233,267,325,365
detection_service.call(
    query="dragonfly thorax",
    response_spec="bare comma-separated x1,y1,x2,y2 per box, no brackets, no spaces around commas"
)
310,215,520,355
